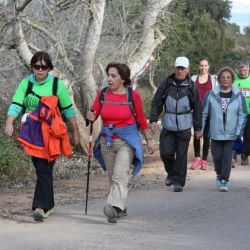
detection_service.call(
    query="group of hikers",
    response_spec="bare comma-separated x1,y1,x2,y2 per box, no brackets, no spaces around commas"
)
4,51,250,224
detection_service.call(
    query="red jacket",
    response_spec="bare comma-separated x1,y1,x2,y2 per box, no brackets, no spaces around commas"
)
18,96,73,161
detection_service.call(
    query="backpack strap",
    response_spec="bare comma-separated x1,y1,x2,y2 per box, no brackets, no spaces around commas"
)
52,77,58,96
100,86,136,117
25,80,34,97
126,86,136,117
162,79,194,110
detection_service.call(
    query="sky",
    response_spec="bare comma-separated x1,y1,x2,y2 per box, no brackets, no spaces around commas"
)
230,0,250,32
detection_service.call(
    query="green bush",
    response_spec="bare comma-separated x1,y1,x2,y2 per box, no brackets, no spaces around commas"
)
0,127,35,187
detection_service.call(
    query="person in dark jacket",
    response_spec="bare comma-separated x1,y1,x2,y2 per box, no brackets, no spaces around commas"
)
150,56,202,192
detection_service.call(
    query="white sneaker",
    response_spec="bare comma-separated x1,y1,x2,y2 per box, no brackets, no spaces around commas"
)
220,180,229,192
216,176,221,187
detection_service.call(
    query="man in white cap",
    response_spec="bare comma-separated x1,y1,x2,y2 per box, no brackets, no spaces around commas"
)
150,56,202,192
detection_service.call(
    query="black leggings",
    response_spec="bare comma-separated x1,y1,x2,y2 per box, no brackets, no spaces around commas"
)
32,156,56,212
193,119,210,160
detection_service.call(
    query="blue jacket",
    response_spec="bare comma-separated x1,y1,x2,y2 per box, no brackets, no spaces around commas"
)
93,123,143,178
202,85,247,140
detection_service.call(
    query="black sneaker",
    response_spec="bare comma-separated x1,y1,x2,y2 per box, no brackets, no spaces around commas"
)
117,207,127,220
173,183,183,192
241,155,249,165
165,175,173,186
103,204,117,223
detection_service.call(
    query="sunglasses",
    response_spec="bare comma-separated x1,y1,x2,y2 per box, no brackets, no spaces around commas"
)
33,64,49,71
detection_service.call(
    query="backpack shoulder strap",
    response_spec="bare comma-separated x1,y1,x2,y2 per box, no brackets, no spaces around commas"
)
100,87,109,106
126,86,136,117
162,78,170,101
52,77,58,96
25,80,34,98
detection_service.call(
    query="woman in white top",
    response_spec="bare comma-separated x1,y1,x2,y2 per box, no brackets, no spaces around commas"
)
191,57,217,170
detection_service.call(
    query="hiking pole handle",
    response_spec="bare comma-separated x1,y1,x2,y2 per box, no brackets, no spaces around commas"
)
86,108,95,127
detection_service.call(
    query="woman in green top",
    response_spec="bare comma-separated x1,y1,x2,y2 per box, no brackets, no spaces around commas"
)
5,51,80,222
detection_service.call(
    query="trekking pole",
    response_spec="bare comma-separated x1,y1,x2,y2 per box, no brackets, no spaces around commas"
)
85,109,94,215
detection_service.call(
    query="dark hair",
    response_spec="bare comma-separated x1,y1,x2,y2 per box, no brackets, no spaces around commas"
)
106,63,131,86
197,57,210,74
30,51,54,70
218,67,235,83
199,57,210,65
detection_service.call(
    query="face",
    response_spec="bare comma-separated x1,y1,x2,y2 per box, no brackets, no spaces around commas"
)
174,66,190,80
238,66,249,79
199,60,209,74
107,67,125,91
33,59,49,82
219,71,233,90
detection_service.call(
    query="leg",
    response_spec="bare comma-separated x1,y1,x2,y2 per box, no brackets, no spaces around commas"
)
221,140,234,181
32,156,55,212
159,128,176,177
172,129,191,187
211,140,223,177
101,137,134,211
202,119,210,161
193,137,201,158
242,114,250,164
191,137,201,170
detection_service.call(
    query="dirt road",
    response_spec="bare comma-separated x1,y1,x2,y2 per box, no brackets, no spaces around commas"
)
1,142,250,249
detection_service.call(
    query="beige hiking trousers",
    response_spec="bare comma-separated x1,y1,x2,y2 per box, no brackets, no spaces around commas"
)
100,136,135,210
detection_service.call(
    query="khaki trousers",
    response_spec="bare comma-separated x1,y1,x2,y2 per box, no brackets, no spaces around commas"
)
100,137,135,210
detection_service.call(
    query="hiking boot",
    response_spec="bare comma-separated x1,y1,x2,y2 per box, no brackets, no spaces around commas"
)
232,151,237,168
200,160,207,170
220,180,229,192
232,151,237,162
103,204,117,223
117,207,127,220
33,207,45,222
173,183,183,192
44,208,54,219
241,155,249,165
191,157,201,170
165,175,173,186
216,176,221,187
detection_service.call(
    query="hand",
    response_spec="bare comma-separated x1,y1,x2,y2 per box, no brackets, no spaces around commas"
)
5,123,13,137
146,140,154,154
87,109,96,122
194,130,203,140
150,122,158,134
73,129,80,145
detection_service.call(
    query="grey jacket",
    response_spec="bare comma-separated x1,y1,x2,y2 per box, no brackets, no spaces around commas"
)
202,85,247,140
150,73,202,132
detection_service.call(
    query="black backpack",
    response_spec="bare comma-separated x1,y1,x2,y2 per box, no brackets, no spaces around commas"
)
24,77,68,121
162,79,194,110
99,86,136,117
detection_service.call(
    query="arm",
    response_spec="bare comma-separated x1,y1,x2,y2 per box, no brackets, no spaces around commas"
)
192,82,203,139
86,89,103,122
236,93,248,136
68,117,80,145
150,78,168,133
201,91,210,133
192,82,202,132
132,90,154,154
5,115,15,137
141,129,154,154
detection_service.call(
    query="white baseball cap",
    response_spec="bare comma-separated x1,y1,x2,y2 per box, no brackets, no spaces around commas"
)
174,57,190,68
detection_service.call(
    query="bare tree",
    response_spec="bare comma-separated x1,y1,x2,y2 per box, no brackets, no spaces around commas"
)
0,0,172,153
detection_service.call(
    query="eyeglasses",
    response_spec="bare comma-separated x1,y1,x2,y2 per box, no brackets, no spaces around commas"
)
33,64,49,71
220,76,232,80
